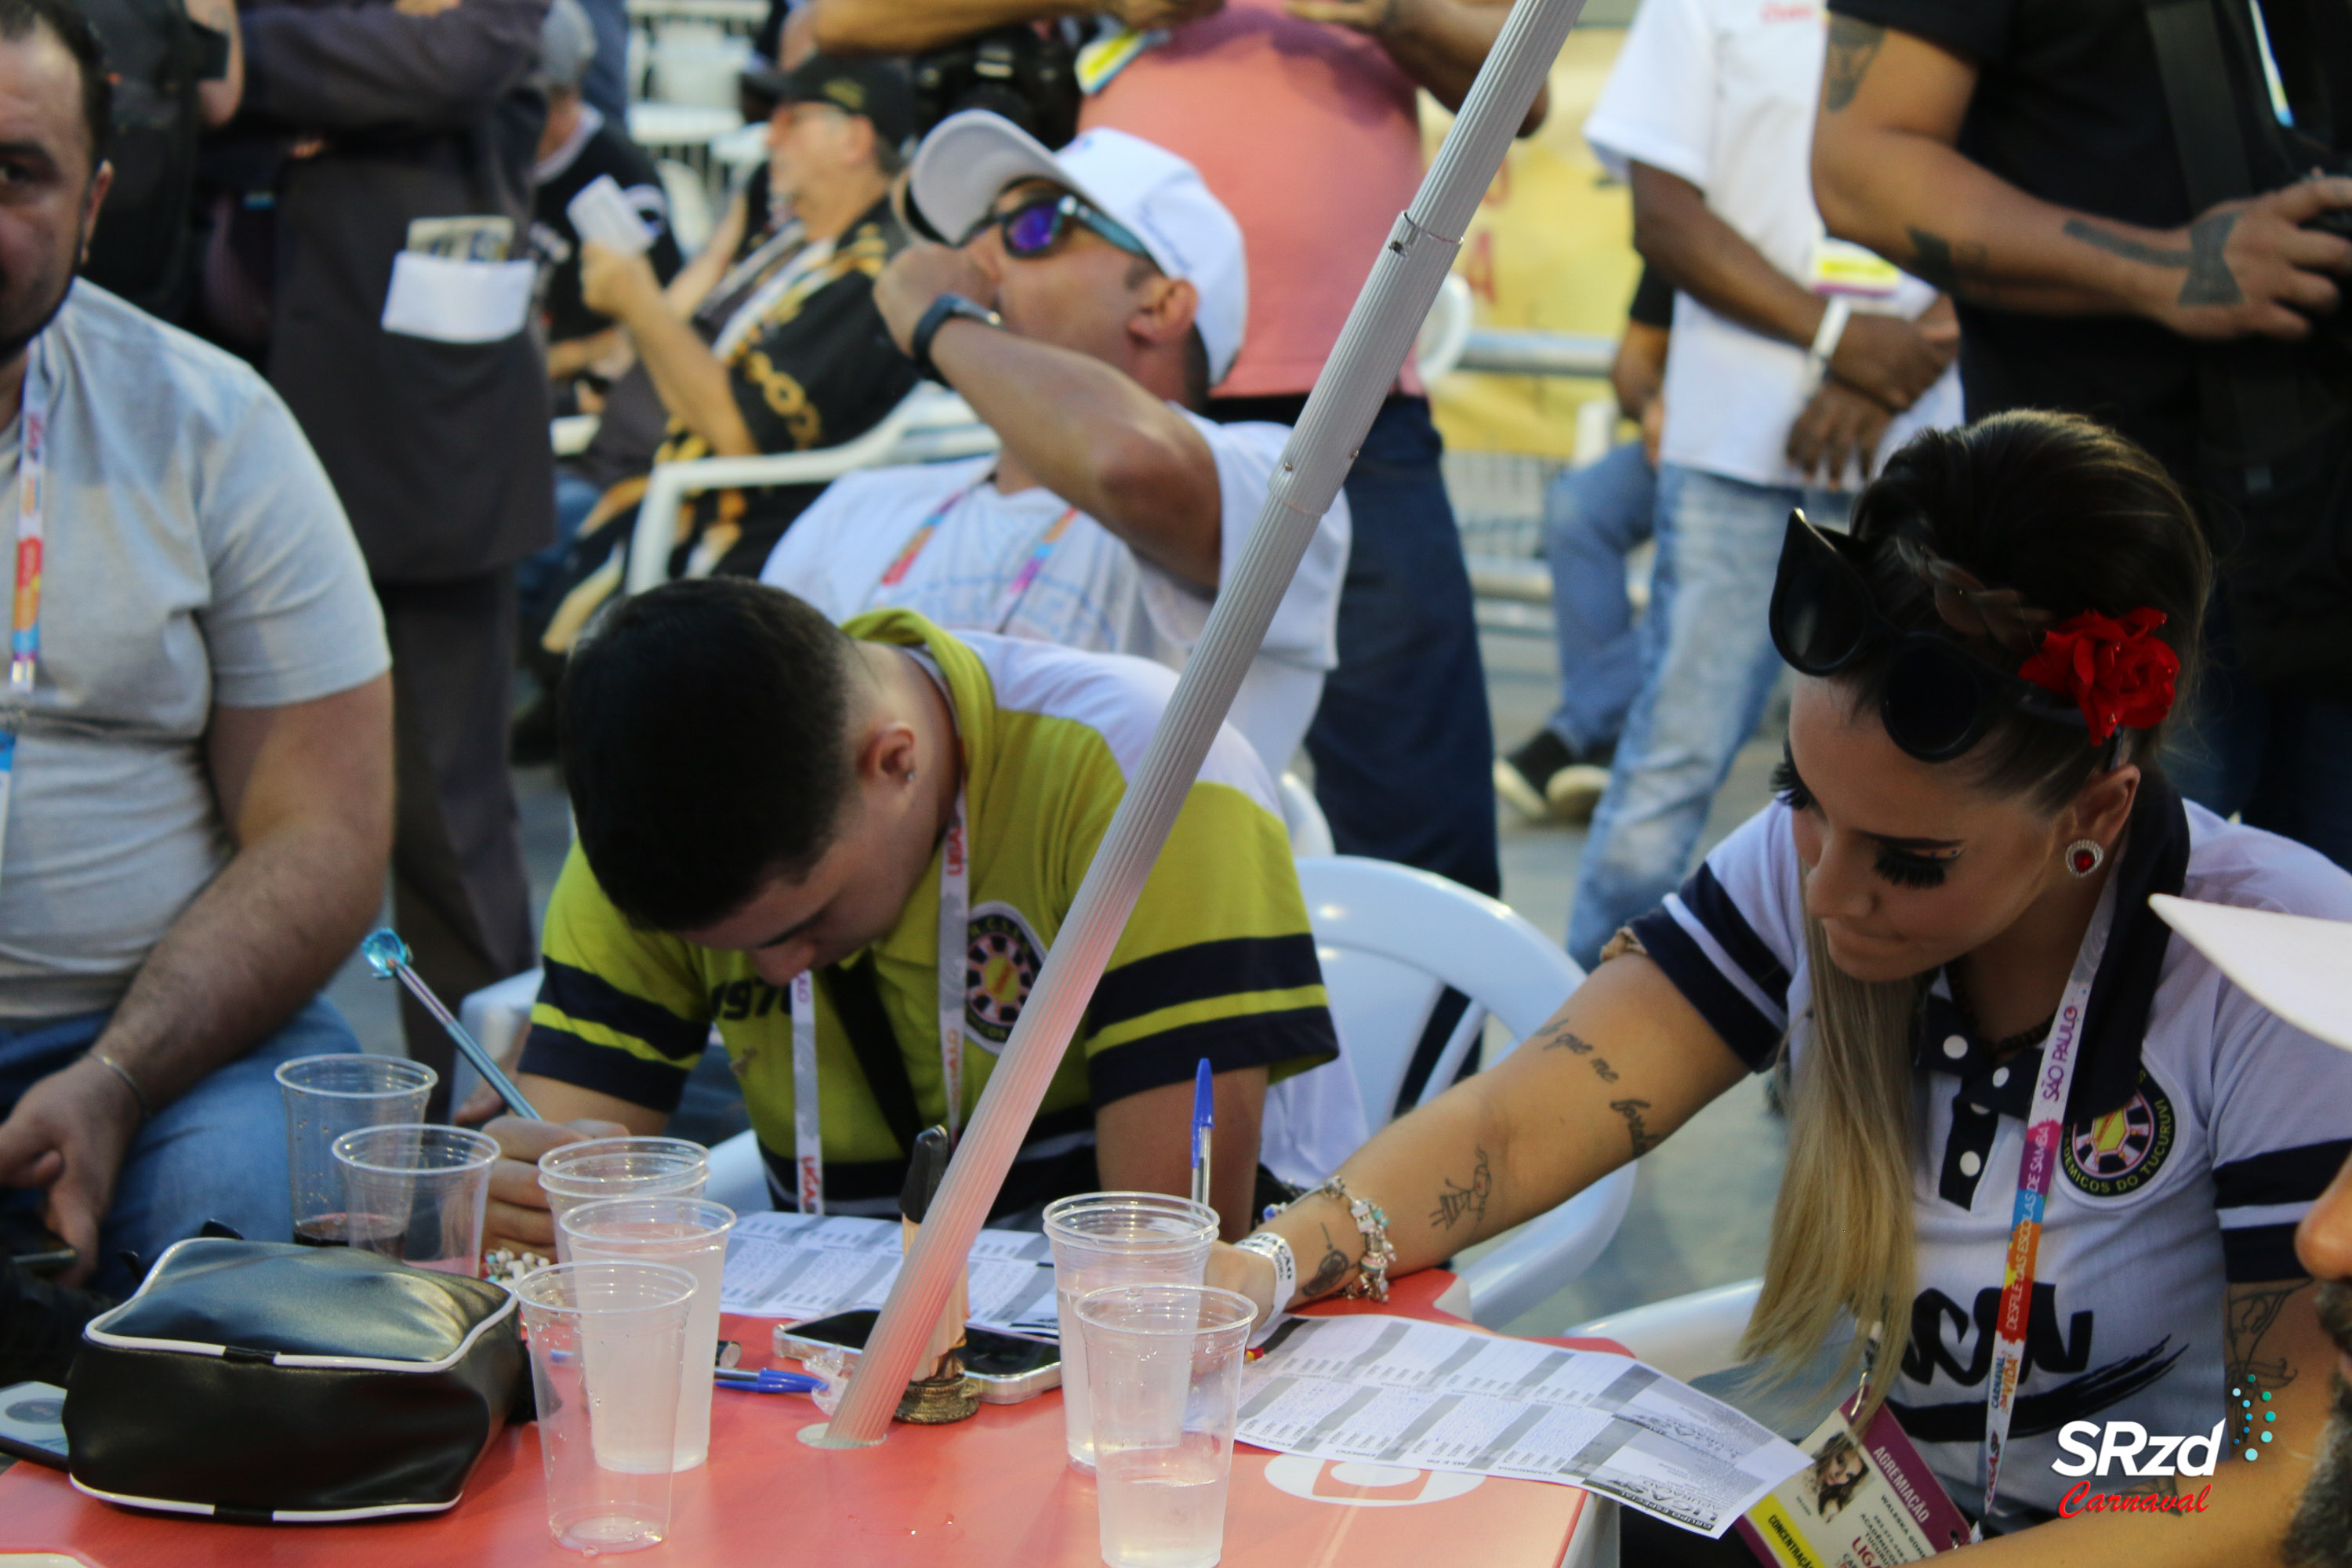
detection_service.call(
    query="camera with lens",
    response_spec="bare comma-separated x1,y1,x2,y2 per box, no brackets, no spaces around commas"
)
910,23,1081,153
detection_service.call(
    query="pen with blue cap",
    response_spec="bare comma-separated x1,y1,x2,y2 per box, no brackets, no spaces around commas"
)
1190,1058,1214,1211
361,927,541,1120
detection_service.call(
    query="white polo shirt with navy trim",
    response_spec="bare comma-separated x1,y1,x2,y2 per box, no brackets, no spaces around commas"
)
1627,775,2352,1523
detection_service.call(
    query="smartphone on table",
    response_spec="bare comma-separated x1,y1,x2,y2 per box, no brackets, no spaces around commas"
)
773,1310,1061,1403
0,1381,68,1469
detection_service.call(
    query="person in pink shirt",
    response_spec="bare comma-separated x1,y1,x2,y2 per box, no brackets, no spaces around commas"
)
812,0,1536,898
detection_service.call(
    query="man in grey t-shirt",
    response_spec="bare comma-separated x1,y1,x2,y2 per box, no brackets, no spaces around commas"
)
0,4,394,1291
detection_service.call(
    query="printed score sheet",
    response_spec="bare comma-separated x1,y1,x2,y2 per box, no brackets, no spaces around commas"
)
1238,1313,1811,1537
720,1210,1059,1337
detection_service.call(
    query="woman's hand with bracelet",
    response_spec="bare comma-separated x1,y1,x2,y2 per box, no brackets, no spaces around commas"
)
1207,1240,1283,1327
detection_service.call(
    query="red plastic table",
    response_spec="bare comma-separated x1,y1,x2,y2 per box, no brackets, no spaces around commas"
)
0,1271,1612,1567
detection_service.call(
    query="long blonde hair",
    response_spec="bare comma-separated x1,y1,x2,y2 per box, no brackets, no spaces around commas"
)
1739,915,1929,1421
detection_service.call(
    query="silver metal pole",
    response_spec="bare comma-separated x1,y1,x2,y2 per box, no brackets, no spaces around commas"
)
816,0,1592,1448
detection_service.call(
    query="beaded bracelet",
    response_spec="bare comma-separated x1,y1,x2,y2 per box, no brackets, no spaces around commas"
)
1310,1176,1396,1303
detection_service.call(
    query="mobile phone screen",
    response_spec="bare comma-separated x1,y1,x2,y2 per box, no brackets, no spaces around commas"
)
789,1310,1059,1378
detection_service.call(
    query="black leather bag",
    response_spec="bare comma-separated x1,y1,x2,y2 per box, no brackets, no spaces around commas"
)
62,1237,524,1523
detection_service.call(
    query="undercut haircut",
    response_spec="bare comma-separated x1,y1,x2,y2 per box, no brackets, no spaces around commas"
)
559,579,862,933
0,0,110,165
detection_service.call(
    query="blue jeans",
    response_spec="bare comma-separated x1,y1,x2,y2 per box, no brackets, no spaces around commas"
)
2165,601,2352,870
1305,397,1501,896
1542,440,1658,757
577,0,632,123
0,996,360,1294
1566,466,1849,969
521,468,605,637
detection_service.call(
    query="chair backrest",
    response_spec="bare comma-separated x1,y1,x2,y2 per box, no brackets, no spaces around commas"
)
1296,856,1583,1135
655,158,715,257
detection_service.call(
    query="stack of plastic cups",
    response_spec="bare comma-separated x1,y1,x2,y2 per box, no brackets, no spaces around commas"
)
1078,1284,1258,1568
538,1138,710,1261
1044,1192,1218,1471
275,1054,437,1247
515,1261,699,1555
559,1196,737,1471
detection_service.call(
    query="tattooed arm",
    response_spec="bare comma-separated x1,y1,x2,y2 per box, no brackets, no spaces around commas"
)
1810,19,2352,342
1951,1277,2330,1566
1207,953,1748,1314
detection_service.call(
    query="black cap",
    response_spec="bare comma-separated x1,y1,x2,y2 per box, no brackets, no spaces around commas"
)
742,54,918,154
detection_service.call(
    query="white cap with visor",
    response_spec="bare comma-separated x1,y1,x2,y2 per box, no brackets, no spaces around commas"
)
910,111,1249,387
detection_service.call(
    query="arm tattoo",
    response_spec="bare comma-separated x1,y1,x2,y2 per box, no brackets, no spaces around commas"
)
2062,213,2243,305
1610,1098,1661,1158
2181,212,2245,305
1429,1145,1494,1231
1300,1221,1352,1301
1537,1025,1620,1080
2227,1280,2307,1399
1823,17,1886,112
1904,227,1994,301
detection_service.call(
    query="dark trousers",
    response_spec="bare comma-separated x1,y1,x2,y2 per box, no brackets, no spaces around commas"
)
379,571,537,1110
1308,397,1500,896
2165,595,2352,872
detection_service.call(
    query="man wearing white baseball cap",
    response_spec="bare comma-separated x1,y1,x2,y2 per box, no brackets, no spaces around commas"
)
760,111,1349,777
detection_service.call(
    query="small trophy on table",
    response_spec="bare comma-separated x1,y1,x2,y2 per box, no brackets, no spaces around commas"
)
895,1127,982,1425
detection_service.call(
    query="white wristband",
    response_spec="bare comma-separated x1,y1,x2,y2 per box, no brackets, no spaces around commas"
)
1236,1231,1296,1319
1806,296,1853,388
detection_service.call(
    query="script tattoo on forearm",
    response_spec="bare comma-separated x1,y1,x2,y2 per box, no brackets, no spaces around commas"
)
1301,1221,1353,1301
1610,1098,1661,1158
2061,213,2243,306
1904,227,1995,301
1430,1146,1493,1231
1823,17,1885,112
2227,1280,2307,1399
1539,1027,1620,1083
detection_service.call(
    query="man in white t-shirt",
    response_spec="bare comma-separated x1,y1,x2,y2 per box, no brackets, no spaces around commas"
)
1565,0,1963,970
761,114,1348,775
0,4,392,1292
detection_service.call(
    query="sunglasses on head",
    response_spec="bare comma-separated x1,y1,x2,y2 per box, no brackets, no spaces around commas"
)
1768,510,2088,762
960,192,1153,263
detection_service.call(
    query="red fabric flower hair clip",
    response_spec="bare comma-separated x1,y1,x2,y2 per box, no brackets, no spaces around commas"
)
2016,607,2179,745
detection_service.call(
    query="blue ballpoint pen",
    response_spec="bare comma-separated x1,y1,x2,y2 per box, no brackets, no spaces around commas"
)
1189,1058,1214,1210
715,1367,824,1395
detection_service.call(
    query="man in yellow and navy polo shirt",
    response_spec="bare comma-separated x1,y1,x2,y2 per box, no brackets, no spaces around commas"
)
484,579,1336,1243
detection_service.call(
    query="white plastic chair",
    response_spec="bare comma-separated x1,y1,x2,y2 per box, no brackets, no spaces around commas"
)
1414,273,1475,383
655,158,714,257
626,382,1000,594
1276,771,1333,858
1564,1278,1763,1384
1293,856,1636,1328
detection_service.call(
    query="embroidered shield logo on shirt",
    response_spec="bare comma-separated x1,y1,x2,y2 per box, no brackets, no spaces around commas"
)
964,902,1044,1051
2063,1073,2176,1199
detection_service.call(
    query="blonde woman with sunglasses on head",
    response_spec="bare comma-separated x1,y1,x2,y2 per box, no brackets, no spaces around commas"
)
1214,410,2352,1565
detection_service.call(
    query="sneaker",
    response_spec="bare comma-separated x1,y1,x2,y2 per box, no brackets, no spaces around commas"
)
1494,730,1576,822
1544,739,1615,823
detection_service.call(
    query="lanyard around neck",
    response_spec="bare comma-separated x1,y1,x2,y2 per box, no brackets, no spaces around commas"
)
873,478,1080,634
1972,877,2116,1536
11,335,52,695
788,784,971,1215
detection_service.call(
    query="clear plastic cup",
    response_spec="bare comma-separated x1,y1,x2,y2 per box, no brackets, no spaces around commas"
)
515,1261,697,1555
275,1054,437,1247
538,1138,710,1261
1044,1192,1218,1471
331,1123,499,1276
558,1196,737,1472
1076,1284,1258,1568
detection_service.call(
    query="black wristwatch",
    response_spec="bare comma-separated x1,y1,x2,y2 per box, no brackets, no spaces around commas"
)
908,293,1002,382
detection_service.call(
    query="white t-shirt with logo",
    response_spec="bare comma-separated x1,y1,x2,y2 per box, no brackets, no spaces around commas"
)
1628,784,2352,1522
1582,0,1963,490
760,412,1348,774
